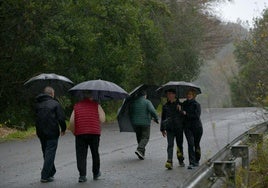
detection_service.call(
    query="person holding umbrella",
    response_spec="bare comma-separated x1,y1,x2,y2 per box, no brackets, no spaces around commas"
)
69,91,105,183
181,88,203,169
129,90,159,160
34,86,66,183
160,88,185,170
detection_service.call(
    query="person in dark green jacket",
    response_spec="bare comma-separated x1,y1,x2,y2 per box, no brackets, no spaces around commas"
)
129,90,159,160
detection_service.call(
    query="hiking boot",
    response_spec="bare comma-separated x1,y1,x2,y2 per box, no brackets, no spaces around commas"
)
135,150,144,160
177,147,184,161
165,161,173,170
40,177,54,183
93,171,101,180
78,176,87,183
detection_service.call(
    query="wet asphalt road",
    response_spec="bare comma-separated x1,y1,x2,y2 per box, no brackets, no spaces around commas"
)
0,108,267,188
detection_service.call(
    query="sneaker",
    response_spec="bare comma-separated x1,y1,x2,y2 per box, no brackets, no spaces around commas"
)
78,176,87,183
40,177,54,183
188,163,199,169
93,171,101,180
165,161,173,170
49,176,54,180
179,161,185,167
135,150,144,160
193,162,199,167
187,164,194,169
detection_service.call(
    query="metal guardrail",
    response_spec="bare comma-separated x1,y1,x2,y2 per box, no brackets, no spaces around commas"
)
181,121,268,188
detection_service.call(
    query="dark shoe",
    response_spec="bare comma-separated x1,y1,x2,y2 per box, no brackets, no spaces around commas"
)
179,161,185,167
187,164,194,169
40,177,54,183
78,176,87,183
93,171,101,180
165,161,173,170
188,163,198,169
135,150,144,160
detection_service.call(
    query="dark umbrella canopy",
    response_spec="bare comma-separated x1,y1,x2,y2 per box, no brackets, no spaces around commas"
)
156,81,201,98
117,84,161,132
24,73,74,96
68,79,128,101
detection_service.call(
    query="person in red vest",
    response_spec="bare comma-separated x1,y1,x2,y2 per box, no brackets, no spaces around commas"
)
69,91,105,183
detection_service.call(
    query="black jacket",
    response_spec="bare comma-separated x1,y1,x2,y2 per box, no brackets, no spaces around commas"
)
182,99,202,128
160,100,183,131
35,94,66,139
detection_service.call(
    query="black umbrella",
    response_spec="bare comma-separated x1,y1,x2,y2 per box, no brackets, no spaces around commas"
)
156,81,201,98
117,84,161,132
24,73,74,96
68,79,128,101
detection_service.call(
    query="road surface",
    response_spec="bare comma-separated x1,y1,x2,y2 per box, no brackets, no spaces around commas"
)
0,107,267,188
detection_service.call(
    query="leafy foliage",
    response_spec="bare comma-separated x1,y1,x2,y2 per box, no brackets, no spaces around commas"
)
232,10,268,107
0,0,228,126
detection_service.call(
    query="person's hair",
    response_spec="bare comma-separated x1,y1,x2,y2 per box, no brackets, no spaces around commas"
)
165,88,176,94
44,86,54,97
83,91,93,99
187,88,197,98
137,90,147,97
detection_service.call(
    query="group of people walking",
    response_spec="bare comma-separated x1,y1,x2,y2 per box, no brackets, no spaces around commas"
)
34,85,203,184
35,87,105,183
130,88,203,170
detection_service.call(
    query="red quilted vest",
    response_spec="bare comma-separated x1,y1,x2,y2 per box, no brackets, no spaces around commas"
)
74,99,101,135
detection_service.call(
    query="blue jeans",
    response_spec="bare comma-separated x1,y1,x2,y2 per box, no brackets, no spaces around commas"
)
39,138,58,179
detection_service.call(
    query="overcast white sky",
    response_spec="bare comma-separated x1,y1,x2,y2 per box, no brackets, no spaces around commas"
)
212,0,268,28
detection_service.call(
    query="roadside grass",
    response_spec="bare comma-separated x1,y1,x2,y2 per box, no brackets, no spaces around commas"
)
221,137,268,188
0,125,36,143
0,113,117,143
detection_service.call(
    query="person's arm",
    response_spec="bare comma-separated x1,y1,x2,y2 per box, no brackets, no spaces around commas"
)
160,105,167,137
98,105,106,123
56,104,66,135
147,101,159,123
185,102,201,120
69,110,75,134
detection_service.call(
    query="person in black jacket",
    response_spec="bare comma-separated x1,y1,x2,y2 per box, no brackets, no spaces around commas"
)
160,89,185,169
35,86,66,183
182,88,203,169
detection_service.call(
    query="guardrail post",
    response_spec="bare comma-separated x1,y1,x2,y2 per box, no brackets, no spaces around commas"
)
248,133,263,159
231,145,249,187
213,161,236,188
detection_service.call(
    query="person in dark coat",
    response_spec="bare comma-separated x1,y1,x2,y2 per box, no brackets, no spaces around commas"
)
35,86,66,183
182,88,203,169
129,90,159,160
160,89,185,169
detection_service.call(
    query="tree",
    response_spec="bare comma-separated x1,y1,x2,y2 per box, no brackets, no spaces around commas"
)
232,9,268,107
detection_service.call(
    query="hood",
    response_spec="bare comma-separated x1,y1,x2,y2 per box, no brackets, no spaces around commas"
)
35,93,53,103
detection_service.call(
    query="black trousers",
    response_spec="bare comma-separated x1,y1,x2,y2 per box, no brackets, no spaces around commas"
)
39,137,58,179
166,127,184,162
75,134,100,177
184,126,203,165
